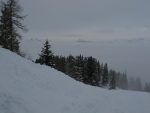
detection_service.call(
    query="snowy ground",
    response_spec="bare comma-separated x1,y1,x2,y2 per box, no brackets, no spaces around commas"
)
0,48,150,113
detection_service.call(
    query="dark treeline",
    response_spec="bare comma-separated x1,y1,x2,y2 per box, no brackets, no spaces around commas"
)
128,77,150,92
35,40,150,92
35,40,129,90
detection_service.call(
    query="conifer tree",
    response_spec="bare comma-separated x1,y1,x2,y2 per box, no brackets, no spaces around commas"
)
55,56,66,73
144,83,150,92
135,77,142,91
97,61,101,86
75,55,84,81
66,55,75,76
122,72,128,89
86,57,97,86
0,0,26,53
35,40,54,67
102,63,108,86
82,57,88,83
109,70,116,89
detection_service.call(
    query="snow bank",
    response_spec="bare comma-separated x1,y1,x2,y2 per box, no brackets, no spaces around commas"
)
0,48,150,113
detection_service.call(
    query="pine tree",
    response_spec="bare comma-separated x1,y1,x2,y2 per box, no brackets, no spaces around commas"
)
54,56,66,73
74,55,84,81
102,63,108,86
96,61,101,86
122,72,128,89
0,0,26,53
109,70,116,89
135,77,142,91
82,57,88,84
59,56,66,73
144,83,150,92
35,40,54,67
66,55,75,76
85,57,97,86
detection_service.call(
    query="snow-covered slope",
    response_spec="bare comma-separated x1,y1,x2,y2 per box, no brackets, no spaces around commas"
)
0,48,150,113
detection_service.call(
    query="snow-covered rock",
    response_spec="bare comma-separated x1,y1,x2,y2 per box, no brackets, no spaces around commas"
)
0,48,150,113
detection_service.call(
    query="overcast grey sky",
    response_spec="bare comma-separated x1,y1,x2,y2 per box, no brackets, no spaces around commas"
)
20,0,150,41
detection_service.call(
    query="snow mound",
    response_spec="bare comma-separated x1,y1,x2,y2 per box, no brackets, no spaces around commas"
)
0,48,150,113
